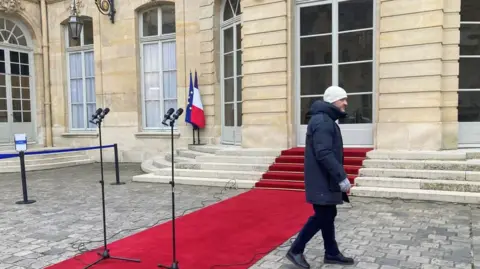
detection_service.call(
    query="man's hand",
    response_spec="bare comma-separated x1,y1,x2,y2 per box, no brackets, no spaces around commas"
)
339,178,351,192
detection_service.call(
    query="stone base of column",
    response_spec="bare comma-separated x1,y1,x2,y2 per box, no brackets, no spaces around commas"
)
241,124,289,149
375,122,458,151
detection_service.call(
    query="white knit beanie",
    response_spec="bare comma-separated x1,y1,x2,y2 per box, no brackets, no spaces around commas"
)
323,86,347,103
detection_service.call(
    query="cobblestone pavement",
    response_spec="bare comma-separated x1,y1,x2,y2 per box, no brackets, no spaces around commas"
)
0,163,244,269
2,164,480,269
252,197,480,269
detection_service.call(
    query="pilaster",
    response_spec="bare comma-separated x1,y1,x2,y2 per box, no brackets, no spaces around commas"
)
241,0,288,148
376,0,460,151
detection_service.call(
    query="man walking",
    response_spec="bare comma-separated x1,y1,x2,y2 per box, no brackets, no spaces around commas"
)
286,86,354,268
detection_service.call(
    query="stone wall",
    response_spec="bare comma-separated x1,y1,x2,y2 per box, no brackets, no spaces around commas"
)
375,0,460,151
198,0,290,148
198,0,221,145
45,0,202,162
241,0,289,148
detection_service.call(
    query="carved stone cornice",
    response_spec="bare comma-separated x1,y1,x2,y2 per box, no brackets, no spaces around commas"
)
0,0,25,13
66,0,83,14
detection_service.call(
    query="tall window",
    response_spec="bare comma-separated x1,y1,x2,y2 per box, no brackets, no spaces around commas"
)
459,0,480,122
66,19,96,130
0,17,34,144
140,5,177,129
298,0,373,125
221,0,242,144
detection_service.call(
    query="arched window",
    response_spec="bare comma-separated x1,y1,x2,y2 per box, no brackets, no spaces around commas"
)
139,4,177,129
0,18,28,47
222,0,241,22
220,0,242,145
0,17,34,144
65,18,95,131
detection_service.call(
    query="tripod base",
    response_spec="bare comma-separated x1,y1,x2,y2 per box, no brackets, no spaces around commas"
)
158,261,179,269
16,199,36,204
83,249,141,269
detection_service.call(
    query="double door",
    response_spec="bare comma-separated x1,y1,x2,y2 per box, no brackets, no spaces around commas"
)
296,0,374,146
221,23,242,145
0,48,34,144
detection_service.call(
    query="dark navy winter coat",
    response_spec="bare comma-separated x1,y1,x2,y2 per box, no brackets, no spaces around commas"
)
304,100,349,205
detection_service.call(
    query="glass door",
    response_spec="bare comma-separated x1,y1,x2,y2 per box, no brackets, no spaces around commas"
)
296,0,374,146
0,48,33,144
221,23,242,145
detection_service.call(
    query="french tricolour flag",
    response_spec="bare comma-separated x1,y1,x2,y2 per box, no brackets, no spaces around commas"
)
185,71,205,129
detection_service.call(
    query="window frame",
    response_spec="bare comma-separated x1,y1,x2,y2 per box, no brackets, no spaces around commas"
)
139,5,177,130
459,9,480,92
65,19,96,131
295,0,375,122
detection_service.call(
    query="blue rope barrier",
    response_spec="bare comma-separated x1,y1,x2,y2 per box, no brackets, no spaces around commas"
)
0,144,115,160
0,154,18,160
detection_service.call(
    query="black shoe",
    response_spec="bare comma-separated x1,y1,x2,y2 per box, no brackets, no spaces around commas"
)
324,253,354,265
286,250,310,269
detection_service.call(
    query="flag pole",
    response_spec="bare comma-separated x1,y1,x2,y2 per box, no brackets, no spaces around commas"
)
192,126,196,145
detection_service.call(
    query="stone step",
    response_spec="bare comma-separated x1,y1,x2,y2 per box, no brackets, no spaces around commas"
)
0,154,88,166
0,159,94,173
194,155,276,164
140,159,159,174
164,154,195,163
362,159,480,171
151,157,172,169
132,174,256,189
154,168,263,181
188,145,232,154
214,148,282,157
175,162,270,172
366,150,467,161
350,186,480,204
0,142,44,150
355,177,480,192
359,168,480,181
176,149,211,159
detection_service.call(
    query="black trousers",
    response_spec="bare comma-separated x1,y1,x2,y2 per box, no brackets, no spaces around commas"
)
290,204,339,256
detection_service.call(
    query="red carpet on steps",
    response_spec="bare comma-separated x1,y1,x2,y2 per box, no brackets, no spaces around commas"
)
255,147,372,190
46,189,312,269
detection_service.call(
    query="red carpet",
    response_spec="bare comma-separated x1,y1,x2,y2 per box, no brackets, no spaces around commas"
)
255,147,371,190
46,189,312,269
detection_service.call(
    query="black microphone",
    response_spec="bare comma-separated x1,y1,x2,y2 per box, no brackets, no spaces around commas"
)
92,108,103,119
99,107,110,120
90,108,103,123
162,108,175,126
102,107,110,116
171,108,184,120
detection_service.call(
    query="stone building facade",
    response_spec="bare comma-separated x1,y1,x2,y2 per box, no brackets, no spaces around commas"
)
0,0,478,162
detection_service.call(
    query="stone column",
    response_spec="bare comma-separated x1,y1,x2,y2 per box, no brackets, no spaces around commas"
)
441,0,461,149
241,0,288,148
375,0,460,151
199,0,221,144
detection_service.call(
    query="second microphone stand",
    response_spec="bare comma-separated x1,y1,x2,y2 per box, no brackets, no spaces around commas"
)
84,108,141,269
158,108,183,269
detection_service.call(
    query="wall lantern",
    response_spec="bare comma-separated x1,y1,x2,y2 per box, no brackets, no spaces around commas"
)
68,0,83,40
68,0,116,40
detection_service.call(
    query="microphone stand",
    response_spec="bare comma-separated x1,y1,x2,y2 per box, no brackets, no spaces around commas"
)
158,108,183,269
84,108,141,269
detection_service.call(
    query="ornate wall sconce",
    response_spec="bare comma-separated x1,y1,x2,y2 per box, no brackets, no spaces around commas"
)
68,0,116,40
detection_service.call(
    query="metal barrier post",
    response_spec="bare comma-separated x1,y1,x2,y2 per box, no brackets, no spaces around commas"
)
16,151,36,204
111,143,125,185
